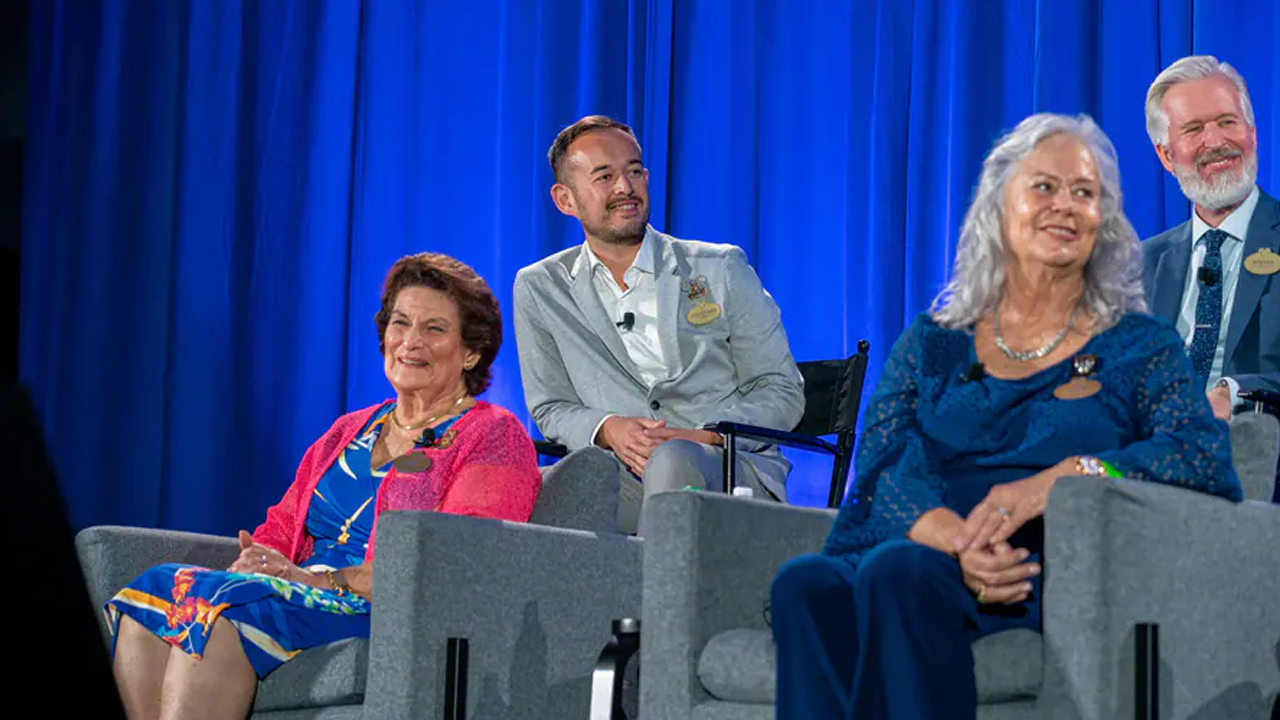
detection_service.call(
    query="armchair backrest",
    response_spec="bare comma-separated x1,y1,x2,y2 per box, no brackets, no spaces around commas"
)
1228,412,1280,502
795,339,871,507
530,447,623,533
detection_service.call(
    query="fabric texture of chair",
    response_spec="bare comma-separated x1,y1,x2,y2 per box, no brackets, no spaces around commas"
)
1230,412,1280,501
695,626,1043,706
530,445,621,533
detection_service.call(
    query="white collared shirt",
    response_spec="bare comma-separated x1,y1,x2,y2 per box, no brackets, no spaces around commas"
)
1176,184,1260,396
582,229,669,389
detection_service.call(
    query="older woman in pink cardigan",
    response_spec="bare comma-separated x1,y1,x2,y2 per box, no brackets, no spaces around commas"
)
106,253,541,720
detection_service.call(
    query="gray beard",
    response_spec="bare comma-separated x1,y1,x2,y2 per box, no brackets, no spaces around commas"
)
1173,153,1258,211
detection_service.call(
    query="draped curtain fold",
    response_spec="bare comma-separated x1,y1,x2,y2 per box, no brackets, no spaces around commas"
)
22,0,1279,531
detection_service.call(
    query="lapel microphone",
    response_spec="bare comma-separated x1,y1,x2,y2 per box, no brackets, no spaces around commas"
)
415,427,437,448
961,362,986,383
616,312,636,331
1197,266,1219,287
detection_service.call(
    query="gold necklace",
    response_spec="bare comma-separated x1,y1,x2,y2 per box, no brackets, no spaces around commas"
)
388,395,468,433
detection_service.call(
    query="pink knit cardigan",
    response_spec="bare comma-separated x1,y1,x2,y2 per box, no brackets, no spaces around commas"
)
251,400,541,564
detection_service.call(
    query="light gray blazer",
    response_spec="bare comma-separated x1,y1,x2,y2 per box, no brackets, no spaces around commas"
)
513,227,805,499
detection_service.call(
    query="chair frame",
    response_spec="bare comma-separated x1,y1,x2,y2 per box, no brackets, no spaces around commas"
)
704,339,871,508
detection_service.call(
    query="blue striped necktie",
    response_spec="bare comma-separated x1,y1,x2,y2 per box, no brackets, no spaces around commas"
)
1188,229,1228,384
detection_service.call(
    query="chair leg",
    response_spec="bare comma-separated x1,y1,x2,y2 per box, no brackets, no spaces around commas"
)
590,618,641,720
723,435,738,494
826,452,851,509
1135,622,1158,720
443,637,469,720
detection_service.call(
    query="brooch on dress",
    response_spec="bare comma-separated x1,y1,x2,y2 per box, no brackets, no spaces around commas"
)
1053,354,1102,400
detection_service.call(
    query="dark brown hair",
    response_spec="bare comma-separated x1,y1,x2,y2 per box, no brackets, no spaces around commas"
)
547,115,638,184
375,253,502,396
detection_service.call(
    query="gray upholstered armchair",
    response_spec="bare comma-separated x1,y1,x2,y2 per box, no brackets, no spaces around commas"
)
76,448,641,719
640,412,1280,720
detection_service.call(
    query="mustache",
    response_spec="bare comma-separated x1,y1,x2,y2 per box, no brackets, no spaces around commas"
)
1196,147,1242,170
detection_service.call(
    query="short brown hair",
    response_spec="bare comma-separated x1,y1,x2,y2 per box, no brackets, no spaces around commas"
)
547,115,638,184
375,253,502,396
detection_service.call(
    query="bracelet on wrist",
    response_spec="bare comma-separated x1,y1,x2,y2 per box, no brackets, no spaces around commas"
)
324,569,351,596
1075,455,1121,478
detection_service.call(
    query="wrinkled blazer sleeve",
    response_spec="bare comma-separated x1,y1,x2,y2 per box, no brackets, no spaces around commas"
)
703,246,804,431
513,268,612,451
1233,371,1280,394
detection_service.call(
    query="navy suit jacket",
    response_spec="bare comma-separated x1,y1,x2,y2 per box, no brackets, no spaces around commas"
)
1141,188,1280,394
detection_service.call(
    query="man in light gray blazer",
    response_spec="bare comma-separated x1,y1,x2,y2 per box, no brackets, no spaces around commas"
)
514,115,804,533
1140,56,1279,422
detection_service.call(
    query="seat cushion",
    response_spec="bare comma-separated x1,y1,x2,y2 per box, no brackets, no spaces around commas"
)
698,629,775,704
697,627,1042,705
972,629,1042,702
691,700,774,720
254,638,368,711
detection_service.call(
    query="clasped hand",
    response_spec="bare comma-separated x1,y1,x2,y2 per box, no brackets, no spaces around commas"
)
597,416,722,476
949,466,1063,604
227,530,305,582
957,541,1038,605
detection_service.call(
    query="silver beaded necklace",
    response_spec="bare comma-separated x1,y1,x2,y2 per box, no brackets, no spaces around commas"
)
993,303,1081,362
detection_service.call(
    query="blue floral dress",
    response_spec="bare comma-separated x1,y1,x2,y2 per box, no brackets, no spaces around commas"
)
106,404,467,677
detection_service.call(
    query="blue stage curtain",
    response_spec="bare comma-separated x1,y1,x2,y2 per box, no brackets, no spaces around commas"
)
22,0,1279,530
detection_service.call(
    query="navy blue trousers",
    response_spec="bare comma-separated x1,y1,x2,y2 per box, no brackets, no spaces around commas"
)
771,539,1041,720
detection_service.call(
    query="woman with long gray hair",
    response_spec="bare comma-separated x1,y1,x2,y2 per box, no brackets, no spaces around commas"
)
770,114,1241,719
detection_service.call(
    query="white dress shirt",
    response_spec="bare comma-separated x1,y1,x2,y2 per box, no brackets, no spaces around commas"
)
1176,184,1260,400
581,230,671,442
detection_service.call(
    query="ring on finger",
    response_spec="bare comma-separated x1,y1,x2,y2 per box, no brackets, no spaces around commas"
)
261,554,268,566
996,506,1010,521
976,584,988,603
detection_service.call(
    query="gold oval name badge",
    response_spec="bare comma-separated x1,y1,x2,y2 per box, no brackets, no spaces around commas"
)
687,301,722,325
1243,247,1280,276
393,453,432,473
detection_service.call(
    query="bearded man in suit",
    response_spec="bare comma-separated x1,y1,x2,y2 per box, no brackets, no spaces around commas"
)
1141,56,1279,421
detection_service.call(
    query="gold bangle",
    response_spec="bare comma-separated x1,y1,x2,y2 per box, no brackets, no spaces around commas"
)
324,569,350,596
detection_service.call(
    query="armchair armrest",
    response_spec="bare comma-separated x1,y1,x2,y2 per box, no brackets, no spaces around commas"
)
1238,388,1280,416
702,420,839,455
362,511,642,719
640,491,836,717
75,526,241,641
534,440,569,459
1042,477,1280,720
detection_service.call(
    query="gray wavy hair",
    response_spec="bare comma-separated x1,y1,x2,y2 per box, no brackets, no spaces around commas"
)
930,113,1146,331
1145,55,1254,146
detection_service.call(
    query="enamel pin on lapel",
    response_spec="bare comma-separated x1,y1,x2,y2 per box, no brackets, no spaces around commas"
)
1243,247,1280,276
682,275,723,325
1053,354,1102,400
